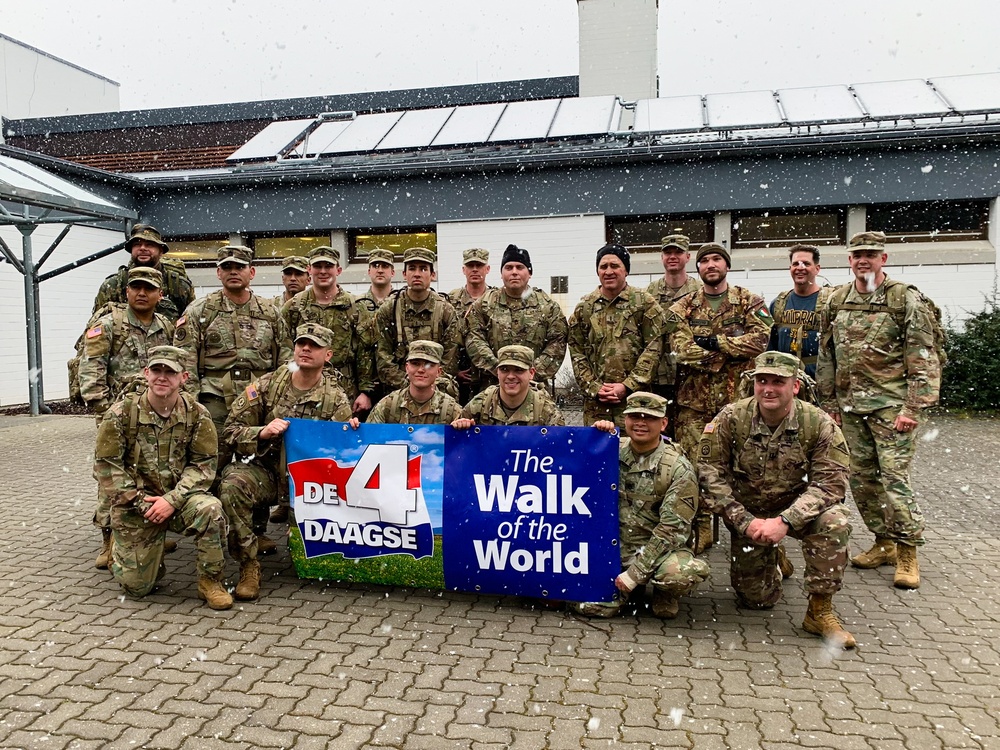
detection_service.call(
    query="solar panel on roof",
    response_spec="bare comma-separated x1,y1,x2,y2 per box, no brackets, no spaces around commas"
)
226,118,313,162
376,108,454,150
851,79,949,118
705,91,782,129
431,102,507,146
931,73,1000,113
302,120,353,156
548,95,621,137
632,96,704,133
314,111,403,155
777,85,862,123
489,99,561,142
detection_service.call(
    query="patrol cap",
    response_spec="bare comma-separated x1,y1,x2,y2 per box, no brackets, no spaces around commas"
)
217,245,253,266
623,391,668,418
848,231,887,253
406,340,444,364
308,246,341,265
126,224,168,252
496,344,534,370
463,247,490,265
660,234,690,252
367,248,395,266
127,266,163,288
281,256,309,272
750,351,801,378
147,345,186,373
403,246,436,267
294,323,333,348
696,242,731,268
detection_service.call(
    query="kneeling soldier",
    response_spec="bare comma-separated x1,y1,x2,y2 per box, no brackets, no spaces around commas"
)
367,340,463,425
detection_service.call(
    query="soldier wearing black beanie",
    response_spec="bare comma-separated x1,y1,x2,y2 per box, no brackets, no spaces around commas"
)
501,244,532,273
596,243,630,272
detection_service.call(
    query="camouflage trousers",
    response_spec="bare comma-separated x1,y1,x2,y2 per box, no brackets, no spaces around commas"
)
727,504,851,608
840,408,925,546
626,548,711,595
219,463,281,563
674,406,713,462
583,399,627,430
110,492,227,598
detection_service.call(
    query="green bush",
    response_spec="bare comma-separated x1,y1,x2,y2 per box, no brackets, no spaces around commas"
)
941,294,1000,410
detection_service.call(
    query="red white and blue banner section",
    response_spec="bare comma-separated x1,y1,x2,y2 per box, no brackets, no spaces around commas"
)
443,425,619,603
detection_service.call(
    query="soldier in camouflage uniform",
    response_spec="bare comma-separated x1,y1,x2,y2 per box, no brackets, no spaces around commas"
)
816,231,941,590
173,245,289,552
568,243,664,428
367,340,463,425
357,248,397,310
464,244,567,395
80,267,176,569
448,247,493,402
767,245,832,379
699,351,855,649
374,246,461,390
279,246,375,415
576,392,710,619
646,235,701,423
453,345,565,428
221,324,352,600
272,256,309,307
93,224,195,322
668,242,772,553
94,346,232,610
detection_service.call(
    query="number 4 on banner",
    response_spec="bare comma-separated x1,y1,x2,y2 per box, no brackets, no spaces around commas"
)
344,444,418,525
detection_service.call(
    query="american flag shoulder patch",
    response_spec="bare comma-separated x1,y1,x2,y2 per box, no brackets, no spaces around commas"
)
245,384,260,401
86,325,103,338
703,422,716,434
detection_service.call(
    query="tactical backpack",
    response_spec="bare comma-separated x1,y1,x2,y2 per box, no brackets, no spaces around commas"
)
826,280,948,368
387,290,447,360
729,397,824,452
67,303,130,405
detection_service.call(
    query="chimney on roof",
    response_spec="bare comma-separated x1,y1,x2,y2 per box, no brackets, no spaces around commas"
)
577,0,658,103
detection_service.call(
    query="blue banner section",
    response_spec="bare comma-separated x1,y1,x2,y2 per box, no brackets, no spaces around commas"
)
443,426,619,602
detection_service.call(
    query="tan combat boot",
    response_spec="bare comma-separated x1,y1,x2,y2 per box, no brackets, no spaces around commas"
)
257,534,278,556
651,590,680,619
893,543,920,589
163,538,178,554
269,505,289,523
95,529,112,570
690,515,715,555
802,593,856,649
850,537,896,569
777,544,794,579
234,560,261,601
198,576,234,610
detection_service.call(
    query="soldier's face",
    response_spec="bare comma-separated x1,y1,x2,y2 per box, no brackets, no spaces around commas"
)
310,261,341,291
217,261,254,292
404,262,433,292
661,248,689,273
789,251,820,287
624,412,668,452
405,359,441,389
294,340,332,371
497,364,534,401
848,250,887,289
754,374,800,420
368,261,395,285
597,256,628,296
501,262,531,296
126,281,162,314
144,363,187,398
463,262,488,285
282,269,309,295
129,239,163,267
697,253,728,285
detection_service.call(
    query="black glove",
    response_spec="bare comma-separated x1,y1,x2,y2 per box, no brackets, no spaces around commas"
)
694,335,720,351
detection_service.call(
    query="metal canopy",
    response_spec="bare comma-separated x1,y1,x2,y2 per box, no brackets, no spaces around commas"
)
0,150,138,415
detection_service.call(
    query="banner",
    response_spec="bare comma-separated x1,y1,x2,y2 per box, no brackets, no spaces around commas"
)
284,420,619,602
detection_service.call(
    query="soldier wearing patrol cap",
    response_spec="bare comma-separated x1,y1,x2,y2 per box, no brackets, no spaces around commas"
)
577,392,710,619
358,248,397,310
367,340,463,425
698,351,855,649
448,247,494,403
452,344,564,428
93,224,195,322
94,345,232,611
273,256,310,307
817,230,941,590
374,246,461,391
220,323,352,600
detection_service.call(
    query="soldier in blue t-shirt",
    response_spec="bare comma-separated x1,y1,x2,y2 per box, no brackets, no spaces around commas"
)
767,245,832,379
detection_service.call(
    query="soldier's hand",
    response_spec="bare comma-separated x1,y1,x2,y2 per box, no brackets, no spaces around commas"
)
592,420,617,434
746,517,788,545
597,383,626,403
894,414,918,433
827,410,842,426
450,418,476,430
456,368,473,383
348,417,361,430
352,393,372,414
144,497,175,525
694,335,719,351
260,418,291,440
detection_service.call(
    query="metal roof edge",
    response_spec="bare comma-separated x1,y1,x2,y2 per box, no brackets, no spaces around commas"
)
0,145,143,188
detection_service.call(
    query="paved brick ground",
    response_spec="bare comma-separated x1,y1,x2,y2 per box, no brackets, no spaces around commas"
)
1,412,998,749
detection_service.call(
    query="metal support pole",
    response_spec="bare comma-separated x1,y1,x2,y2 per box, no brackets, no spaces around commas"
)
19,225,42,416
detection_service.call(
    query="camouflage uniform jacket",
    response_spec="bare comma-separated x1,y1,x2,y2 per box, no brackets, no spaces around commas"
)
447,286,492,317
93,258,195,322
94,391,218,510
618,438,699,585
272,293,293,308
646,276,701,387
567,285,664,398
464,287,568,382
78,304,174,411
669,285,772,414
374,291,461,389
698,397,849,535
816,277,941,420
358,288,393,311
367,387,463,425
461,385,565,426
279,286,375,398
223,365,352,479
173,290,289,404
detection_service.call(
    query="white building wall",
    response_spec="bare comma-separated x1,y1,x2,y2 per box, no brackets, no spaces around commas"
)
0,225,123,406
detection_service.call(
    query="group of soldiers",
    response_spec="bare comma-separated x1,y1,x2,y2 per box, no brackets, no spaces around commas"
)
77,223,941,650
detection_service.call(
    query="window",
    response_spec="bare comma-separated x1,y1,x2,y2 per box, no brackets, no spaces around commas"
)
250,234,331,260
164,237,230,265
550,276,569,294
608,214,713,254
731,208,844,249
350,228,437,261
867,200,989,242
